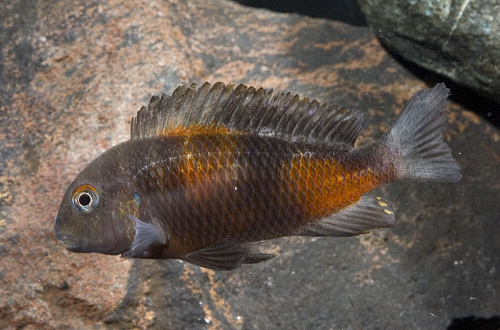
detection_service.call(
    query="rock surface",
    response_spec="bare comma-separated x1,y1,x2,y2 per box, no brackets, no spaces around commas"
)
233,0,367,25
0,0,499,329
358,0,500,104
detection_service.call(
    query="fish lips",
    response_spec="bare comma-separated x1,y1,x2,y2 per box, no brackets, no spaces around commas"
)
55,232,84,252
54,225,127,255
54,213,83,251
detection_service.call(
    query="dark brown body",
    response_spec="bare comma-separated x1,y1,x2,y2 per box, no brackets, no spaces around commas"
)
119,133,391,259
55,82,460,270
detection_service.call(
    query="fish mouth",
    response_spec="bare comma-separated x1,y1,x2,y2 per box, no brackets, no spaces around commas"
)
56,234,82,252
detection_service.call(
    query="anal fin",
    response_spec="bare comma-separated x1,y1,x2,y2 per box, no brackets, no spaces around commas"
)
297,195,396,237
183,241,275,270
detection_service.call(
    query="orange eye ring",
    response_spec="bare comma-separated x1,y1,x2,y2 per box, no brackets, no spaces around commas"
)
71,184,99,213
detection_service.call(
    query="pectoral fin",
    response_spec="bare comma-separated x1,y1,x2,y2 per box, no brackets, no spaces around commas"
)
183,240,275,270
121,214,169,258
297,195,396,237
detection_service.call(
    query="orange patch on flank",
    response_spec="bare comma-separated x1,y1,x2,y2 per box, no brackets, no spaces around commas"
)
283,154,380,219
160,124,235,137
177,133,240,188
156,126,243,191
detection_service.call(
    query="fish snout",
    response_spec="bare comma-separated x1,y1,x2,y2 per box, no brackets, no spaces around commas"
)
54,232,82,252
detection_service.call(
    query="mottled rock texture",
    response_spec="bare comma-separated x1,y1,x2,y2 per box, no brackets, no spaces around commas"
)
0,0,499,329
358,0,500,104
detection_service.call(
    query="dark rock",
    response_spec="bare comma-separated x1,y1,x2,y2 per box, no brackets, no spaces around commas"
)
0,0,498,329
447,316,500,330
232,0,368,26
358,0,500,104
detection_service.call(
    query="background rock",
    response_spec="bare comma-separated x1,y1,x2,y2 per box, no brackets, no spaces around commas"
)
233,0,367,25
0,0,499,329
358,0,500,104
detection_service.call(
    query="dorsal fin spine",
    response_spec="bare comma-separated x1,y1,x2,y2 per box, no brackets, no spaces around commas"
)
130,82,364,146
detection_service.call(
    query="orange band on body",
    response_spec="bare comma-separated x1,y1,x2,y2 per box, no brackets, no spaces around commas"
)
282,153,380,219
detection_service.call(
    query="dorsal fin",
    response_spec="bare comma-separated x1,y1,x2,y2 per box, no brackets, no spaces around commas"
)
130,82,363,145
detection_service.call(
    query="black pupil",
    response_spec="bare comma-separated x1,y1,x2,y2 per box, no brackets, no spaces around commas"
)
79,193,92,206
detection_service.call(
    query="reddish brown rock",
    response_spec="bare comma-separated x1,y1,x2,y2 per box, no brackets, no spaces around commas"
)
0,0,498,329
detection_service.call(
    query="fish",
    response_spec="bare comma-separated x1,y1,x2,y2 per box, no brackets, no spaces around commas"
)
54,82,461,270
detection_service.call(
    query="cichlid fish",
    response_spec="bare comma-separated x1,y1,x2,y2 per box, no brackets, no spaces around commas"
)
54,82,461,270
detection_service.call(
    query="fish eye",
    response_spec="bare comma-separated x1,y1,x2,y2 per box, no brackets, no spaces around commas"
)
78,193,91,206
72,184,99,213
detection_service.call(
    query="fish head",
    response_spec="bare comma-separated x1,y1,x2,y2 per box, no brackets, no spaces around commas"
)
54,150,138,255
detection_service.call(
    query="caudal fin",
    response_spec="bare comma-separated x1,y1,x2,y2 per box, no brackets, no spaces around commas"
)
381,84,461,182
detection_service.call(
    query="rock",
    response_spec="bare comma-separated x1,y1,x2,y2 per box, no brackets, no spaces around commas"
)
1,0,499,329
358,0,500,104
232,0,368,26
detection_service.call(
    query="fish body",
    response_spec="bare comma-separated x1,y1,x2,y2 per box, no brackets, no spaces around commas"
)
55,82,461,270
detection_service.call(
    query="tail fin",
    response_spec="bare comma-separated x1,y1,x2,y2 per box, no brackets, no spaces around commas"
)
381,84,461,182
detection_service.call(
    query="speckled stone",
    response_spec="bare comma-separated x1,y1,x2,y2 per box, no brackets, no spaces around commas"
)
358,0,500,104
0,0,498,329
